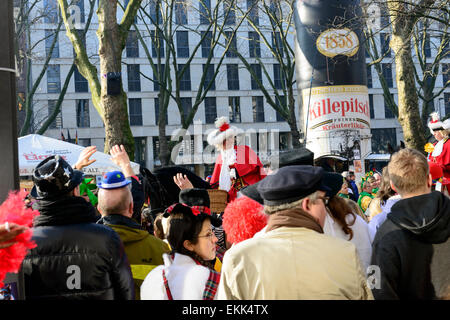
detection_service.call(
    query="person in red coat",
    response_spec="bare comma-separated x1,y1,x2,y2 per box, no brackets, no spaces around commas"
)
427,114,450,194
207,117,266,202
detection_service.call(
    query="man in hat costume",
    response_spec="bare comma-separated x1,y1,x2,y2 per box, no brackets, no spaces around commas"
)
22,156,134,299
207,117,266,202
217,165,373,300
96,171,170,300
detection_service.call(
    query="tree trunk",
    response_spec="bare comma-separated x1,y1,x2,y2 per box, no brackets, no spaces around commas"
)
388,12,426,152
97,1,135,159
158,93,171,166
288,85,302,148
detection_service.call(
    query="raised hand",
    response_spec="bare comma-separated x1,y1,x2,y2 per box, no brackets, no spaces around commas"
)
74,146,97,170
110,145,134,177
173,173,194,190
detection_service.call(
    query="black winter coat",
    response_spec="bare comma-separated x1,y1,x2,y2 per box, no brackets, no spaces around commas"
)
371,191,450,300
22,196,134,300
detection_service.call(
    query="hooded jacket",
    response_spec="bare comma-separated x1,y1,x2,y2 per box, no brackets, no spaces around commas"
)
23,196,134,300
98,214,170,299
371,191,450,299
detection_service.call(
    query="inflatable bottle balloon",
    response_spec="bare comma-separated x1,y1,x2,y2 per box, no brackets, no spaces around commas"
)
293,0,371,178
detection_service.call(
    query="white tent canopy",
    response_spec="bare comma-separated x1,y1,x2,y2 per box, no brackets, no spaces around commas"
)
18,134,140,177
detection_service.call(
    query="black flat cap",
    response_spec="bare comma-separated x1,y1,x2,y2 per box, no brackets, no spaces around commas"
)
257,165,330,206
240,179,264,205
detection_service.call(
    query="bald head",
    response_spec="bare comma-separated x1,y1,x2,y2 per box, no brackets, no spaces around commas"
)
98,187,133,217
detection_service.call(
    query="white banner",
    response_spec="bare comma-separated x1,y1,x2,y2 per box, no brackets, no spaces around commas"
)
302,85,372,169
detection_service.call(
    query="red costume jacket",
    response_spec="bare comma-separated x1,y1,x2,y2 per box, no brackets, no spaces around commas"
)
210,145,266,202
430,139,450,181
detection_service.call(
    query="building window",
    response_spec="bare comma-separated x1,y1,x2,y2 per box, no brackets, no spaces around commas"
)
382,63,393,88
444,93,450,116
180,97,192,119
44,0,59,23
250,64,262,90
154,64,165,91
204,97,217,124
272,32,284,58
273,64,284,89
275,96,286,122
175,0,187,24
367,65,372,88
371,128,396,154
76,99,90,128
155,97,168,124
424,34,431,58
369,94,375,119
47,65,61,93
248,31,260,58
78,138,91,147
280,132,290,151
203,64,215,91
224,31,237,58
151,30,164,58
45,30,59,58
380,33,391,57
199,0,211,25
176,31,189,58
252,96,264,122
127,64,141,92
73,29,86,58
229,97,241,123
134,137,146,167
247,0,259,25
201,31,213,58
74,67,88,92
178,64,191,91
129,98,143,126
126,30,139,58
75,0,85,23
149,0,162,23
227,64,239,90
384,94,395,119
48,100,62,129
442,63,449,86
223,0,236,25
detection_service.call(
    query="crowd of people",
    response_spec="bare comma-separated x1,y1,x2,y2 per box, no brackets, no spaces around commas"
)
0,114,449,300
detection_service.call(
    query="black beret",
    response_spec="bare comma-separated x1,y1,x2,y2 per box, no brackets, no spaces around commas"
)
322,172,345,198
256,165,330,206
179,188,210,207
240,179,264,205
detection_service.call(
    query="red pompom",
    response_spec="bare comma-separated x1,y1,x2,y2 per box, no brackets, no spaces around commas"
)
219,123,230,132
0,190,40,287
222,196,267,245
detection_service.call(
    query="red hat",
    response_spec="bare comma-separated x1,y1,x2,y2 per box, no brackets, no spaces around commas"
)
428,112,444,133
207,117,238,146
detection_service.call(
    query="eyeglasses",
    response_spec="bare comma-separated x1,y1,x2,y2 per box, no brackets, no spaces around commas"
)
197,230,215,240
316,196,329,206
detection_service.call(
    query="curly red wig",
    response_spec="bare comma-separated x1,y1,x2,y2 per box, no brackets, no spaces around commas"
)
0,190,39,287
222,196,267,245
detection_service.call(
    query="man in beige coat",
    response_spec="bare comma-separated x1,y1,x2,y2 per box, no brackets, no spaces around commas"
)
217,165,373,300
